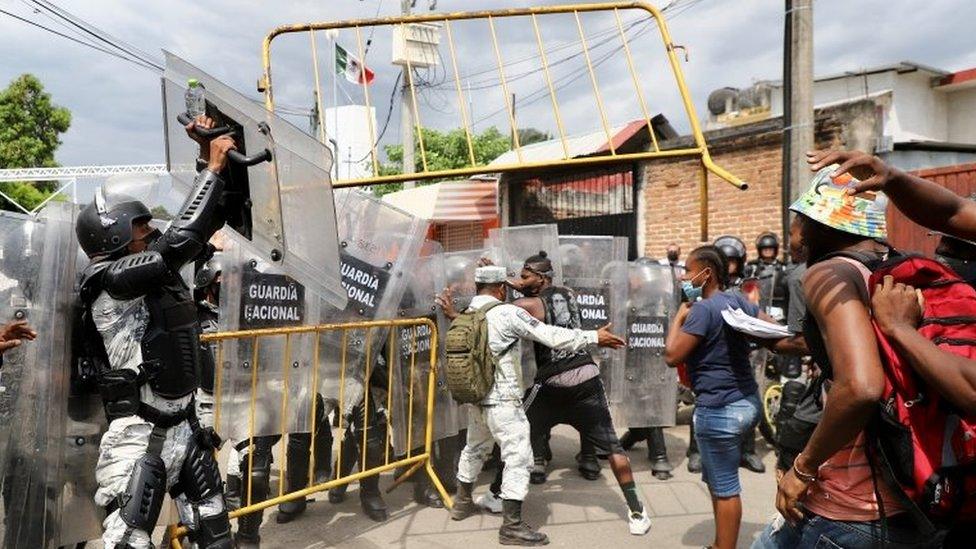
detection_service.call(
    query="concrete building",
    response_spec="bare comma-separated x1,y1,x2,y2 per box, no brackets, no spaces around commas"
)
496,61,976,260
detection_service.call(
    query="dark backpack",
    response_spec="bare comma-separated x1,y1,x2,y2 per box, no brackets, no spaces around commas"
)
444,301,505,404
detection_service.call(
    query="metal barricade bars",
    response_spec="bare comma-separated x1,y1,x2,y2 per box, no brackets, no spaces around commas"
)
259,2,748,240
166,317,449,546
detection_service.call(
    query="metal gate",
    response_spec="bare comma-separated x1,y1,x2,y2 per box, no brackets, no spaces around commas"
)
259,2,747,240
509,164,639,258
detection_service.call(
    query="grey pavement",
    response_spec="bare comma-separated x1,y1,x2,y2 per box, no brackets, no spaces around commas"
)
245,422,780,549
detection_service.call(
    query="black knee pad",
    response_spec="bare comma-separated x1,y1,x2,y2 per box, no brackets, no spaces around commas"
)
777,380,807,420
192,511,233,548
118,452,168,532
178,436,224,503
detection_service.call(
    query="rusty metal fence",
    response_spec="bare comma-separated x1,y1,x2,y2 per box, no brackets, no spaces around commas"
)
259,2,747,240
166,317,448,547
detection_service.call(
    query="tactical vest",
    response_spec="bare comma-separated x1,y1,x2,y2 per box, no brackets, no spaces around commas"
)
82,263,202,401
533,286,595,382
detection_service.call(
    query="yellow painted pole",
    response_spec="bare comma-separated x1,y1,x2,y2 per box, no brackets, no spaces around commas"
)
444,20,477,166
613,8,659,152
530,13,570,159
487,15,523,162
574,10,616,155
354,26,382,177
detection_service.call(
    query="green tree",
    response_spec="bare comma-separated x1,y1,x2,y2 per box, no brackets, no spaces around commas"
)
373,126,547,196
0,74,71,212
517,127,551,146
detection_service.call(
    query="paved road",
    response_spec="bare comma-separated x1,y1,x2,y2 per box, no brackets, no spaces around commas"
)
247,422,780,548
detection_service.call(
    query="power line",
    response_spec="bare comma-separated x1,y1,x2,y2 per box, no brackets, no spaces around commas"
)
28,0,163,70
0,8,159,71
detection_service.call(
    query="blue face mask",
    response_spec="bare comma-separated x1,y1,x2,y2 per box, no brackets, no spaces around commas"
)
681,269,709,302
681,280,702,302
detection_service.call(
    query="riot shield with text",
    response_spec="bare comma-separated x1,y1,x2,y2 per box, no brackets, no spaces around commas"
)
389,242,459,456
317,190,430,420
162,51,346,310
215,231,318,442
0,204,88,548
486,225,563,387
558,236,628,400
615,260,677,428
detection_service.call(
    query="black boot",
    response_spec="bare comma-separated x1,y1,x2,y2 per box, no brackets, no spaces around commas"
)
541,433,552,463
277,433,312,523
687,423,701,473
328,432,358,504
224,474,242,512
499,499,549,546
359,434,389,522
433,437,458,495
740,427,766,473
235,444,272,549
619,429,642,451
450,481,481,521
647,427,673,480
529,456,548,485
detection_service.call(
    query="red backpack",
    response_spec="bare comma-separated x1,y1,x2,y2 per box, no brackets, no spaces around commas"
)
863,254,976,525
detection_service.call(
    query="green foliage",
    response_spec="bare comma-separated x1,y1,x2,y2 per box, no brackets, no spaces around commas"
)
517,127,552,146
373,126,546,197
150,205,173,221
0,74,71,212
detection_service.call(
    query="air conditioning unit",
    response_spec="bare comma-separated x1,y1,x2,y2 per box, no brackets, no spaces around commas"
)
392,23,441,68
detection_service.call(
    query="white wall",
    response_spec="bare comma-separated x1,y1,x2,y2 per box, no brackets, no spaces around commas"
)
891,71,948,141
323,105,377,181
947,87,976,143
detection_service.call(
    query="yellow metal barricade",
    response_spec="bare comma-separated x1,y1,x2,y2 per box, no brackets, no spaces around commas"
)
166,317,448,546
259,2,747,240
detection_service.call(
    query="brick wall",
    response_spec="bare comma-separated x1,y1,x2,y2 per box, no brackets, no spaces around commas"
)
641,104,859,261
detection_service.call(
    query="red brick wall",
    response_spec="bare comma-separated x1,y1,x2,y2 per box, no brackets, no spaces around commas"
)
641,110,848,261
642,143,784,260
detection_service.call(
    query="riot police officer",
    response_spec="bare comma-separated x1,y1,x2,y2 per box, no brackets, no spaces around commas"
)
75,118,235,548
744,232,789,320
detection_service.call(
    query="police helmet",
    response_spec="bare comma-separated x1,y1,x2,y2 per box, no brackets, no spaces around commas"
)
756,232,780,252
75,186,152,259
195,253,224,290
713,235,746,261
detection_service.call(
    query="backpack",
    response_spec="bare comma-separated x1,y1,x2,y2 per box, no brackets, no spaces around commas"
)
845,252,976,526
444,301,504,404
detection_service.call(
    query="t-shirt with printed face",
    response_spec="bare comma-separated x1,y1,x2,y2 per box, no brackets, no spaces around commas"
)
681,290,759,406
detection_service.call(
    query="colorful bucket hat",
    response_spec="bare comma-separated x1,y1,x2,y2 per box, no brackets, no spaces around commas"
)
789,164,888,240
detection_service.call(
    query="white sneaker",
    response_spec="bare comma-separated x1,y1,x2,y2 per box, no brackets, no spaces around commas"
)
476,491,503,514
628,507,651,535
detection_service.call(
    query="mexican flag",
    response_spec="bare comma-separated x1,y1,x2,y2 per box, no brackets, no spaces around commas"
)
335,44,375,86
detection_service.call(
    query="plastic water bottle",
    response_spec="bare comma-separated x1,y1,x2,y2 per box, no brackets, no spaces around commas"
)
185,78,206,118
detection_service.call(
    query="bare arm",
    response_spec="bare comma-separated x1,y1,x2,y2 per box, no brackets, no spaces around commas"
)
776,259,886,522
798,260,885,469
665,302,701,366
872,276,976,415
809,150,976,241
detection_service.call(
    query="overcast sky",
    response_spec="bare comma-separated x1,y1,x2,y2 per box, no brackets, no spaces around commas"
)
2,0,974,167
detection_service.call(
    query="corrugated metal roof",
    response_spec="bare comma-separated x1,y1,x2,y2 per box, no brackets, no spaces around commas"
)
488,120,644,166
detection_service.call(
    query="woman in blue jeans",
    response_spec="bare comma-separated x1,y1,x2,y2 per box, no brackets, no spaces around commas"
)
665,245,763,549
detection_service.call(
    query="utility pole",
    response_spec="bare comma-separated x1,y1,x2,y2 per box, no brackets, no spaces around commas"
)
781,0,813,254
400,0,416,189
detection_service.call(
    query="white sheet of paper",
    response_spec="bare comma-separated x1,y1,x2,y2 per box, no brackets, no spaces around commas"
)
721,306,791,339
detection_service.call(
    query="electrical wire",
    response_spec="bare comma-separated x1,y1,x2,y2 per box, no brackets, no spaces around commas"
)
0,8,160,71
28,0,163,70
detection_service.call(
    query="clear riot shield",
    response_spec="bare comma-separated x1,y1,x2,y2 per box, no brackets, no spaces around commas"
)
615,260,678,428
215,231,318,441
486,224,562,388
318,190,430,420
389,242,458,456
487,224,563,296
558,236,628,402
438,248,488,428
0,204,86,548
161,51,346,310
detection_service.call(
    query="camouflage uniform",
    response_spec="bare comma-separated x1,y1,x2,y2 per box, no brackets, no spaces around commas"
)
456,295,598,501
